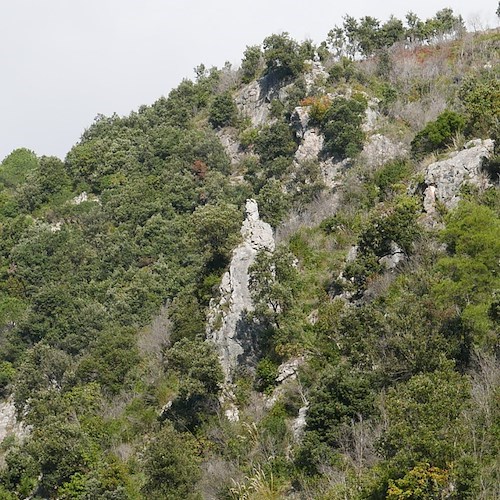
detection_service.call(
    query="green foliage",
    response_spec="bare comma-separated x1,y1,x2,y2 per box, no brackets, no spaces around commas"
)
0,361,15,396
306,364,375,446
372,159,412,197
380,366,470,470
0,148,38,188
458,72,500,138
359,196,421,256
255,357,279,393
164,338,223,429
142,424,202,499
387,462,449,499
262,33,304,78
209,91,237,128
249,246,300,330
256,178,291,227
255,121,297,164
321,97,367,159
241,45,263,83
433,200,500,347
411,110,465,157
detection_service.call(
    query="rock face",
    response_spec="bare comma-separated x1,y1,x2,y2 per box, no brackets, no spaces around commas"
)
235,80,271,127
207,200,274,384
303,59,329,92
361,134,406,168
423,139,494,213
216,129,243,166
0,398,28,444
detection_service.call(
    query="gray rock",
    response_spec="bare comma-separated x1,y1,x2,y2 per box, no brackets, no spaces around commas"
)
379,242,406,270
303,59,329,92
291,106,310,139
423,139,494,212
0,398,29,444
235,80,270,127
292,402,309,441
207,200,274,384
216,130,243,165
362,134,406,168
295,129,323,163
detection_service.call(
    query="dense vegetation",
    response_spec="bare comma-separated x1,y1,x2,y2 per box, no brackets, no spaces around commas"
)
0,7,498,499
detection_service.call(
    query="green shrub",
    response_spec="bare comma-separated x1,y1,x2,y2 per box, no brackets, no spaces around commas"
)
255,357,279,393
241,45,263,83
321,97,367,159
263,33,304,78
209,92,237,128
411,110,465,157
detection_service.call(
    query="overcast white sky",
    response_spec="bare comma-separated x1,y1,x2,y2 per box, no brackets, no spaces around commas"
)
1,0,497,161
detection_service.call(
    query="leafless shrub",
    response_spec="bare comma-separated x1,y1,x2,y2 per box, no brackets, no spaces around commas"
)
137,303,171,359
337,417,382,474
216,63,241,93
276,190,342,243
198,457,242,500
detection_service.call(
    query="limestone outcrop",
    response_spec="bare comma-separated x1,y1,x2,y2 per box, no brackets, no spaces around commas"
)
0,398,28,444
207,200,274,384
423,139,494,214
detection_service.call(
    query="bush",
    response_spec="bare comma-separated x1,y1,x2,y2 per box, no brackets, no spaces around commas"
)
208,92,237,128
241,45,262,83
411,110,465,157
263,33,304,78
322,97,367,159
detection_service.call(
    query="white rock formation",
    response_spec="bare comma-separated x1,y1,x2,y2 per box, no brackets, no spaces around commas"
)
294,129,324,164
423,139,494,213
292,402,309,441
379,242,406,270
0,398,28,444
361,134,407,169
303,59,329,92
207,200,275,384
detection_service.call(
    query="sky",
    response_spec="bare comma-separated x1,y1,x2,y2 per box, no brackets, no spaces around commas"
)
1,0,498,161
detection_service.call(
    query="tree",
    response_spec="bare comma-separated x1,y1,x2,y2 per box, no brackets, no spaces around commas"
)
164,338,223,429
322,97,367,159
262,33,303,78
411,110,465,157
0,148,38,188
249,247,300,329
306,364,375,446
380,366,470,470
142,424,201,499
241,45,263,83
208,91,237,128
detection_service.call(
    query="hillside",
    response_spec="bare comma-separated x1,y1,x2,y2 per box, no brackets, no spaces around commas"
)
0,9,499,499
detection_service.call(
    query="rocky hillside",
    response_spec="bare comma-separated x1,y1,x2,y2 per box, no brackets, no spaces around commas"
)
0,8,498,499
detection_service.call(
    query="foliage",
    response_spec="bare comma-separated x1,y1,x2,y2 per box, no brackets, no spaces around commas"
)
321,97,367,159
305,364,375,446
142,424,201,499
458,72,500,138
0,13,498,499
0,148,38,188
379,366,470,470
255,121,297,164
411,110,465,156
262,33,304,78
209,91,237,128
241,45,263,83
387,462,449,499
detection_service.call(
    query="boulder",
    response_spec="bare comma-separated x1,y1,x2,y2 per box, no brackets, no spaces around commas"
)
423,139,494,213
